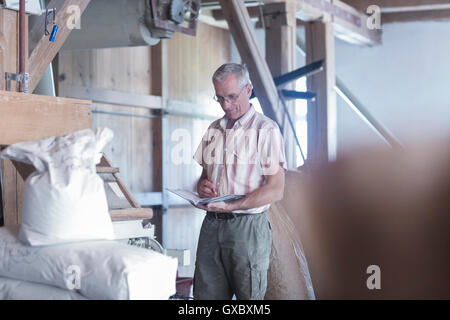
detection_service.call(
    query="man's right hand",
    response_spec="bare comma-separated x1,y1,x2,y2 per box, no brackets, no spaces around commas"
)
198,179,218,198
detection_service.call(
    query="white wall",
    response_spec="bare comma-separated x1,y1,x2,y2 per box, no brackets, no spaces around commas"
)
230,20,450,160
335,20,450,155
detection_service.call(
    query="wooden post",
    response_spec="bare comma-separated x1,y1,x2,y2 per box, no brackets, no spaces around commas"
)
150,42,168,245
305,20,337,165
264,1,297,168
0,9,21,226
218,0,284,128
28,0,91,93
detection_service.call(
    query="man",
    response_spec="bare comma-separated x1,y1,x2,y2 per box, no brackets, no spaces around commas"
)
192,63,287,300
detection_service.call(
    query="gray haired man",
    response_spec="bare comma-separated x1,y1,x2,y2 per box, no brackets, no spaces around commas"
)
192,63,287,300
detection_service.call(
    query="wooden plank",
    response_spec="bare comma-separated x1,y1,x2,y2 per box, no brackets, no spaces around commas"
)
0,8,20,226
0,90,92,145
218,0,284,128
330,0,382,46
100,155,141,208
305,20,337,165
150,43,163,97
1,160,18,226
110,208,153,221
58,84,163,109
212,1,381,46
342,0,450,13
212,6,261,21
0,8,19,91
335,78,402,148
28,0,91,93
212,0,381,45
16,169,24,224
382,8,450,22
96,166,119,173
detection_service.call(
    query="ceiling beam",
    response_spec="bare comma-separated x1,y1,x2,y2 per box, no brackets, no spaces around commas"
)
298,0,381,46
28,0,91,93
211,0,381,46
342,0,450,13
212,5,261,21
382,8,450,23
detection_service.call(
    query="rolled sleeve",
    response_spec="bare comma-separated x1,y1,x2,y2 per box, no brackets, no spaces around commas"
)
193,138,204,167
258,125,287,176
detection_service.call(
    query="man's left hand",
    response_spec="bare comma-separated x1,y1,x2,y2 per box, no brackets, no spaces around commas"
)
193,201,232,212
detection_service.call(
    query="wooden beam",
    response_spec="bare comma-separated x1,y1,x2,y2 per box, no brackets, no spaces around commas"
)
329,0,381,46
264,1,297,168
382,8,450,23
305,21,337,164
99,155,140,209
0,90,92,145
0,8,19,91
59,84,163,109
212,6,261,21
96,166,120,173
335,78,402,148
342,0,450,13
218,0,284,127
110,208,153,222
1,160,18,226
1,9,22,226
265,0,381,45
28,0,91,93
263,2,296,78
211,0,381,45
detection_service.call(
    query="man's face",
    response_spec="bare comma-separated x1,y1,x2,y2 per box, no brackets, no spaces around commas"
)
213,73,252,121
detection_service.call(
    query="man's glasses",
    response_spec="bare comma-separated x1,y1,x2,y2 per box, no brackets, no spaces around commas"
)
213,86,246,104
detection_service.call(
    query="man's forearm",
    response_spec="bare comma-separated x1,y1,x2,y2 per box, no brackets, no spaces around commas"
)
228,178,284,211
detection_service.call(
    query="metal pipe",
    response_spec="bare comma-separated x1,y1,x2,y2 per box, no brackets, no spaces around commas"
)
91,110,159,119
281,89,316,100
19,0,26,92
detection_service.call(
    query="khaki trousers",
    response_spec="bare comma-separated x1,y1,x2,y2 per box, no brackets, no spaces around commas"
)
193,211,272,300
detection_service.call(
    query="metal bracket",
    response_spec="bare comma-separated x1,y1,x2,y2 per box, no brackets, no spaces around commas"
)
281,89,316,101
250,60,323,100
44,8,56,36
5,72,29,93
273,60,324,88
150,0,197,36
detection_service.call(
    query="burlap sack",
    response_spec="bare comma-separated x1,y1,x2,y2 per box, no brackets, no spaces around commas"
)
265,170,315,300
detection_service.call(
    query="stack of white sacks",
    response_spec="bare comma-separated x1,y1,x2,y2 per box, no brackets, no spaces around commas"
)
0,128,177,300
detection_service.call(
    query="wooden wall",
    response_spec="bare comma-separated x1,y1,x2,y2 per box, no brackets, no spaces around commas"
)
0,9,22,226
163,24,230,277
58,22,231,277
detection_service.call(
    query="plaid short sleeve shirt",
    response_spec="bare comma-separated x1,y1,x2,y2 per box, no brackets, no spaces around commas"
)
193,105,287,213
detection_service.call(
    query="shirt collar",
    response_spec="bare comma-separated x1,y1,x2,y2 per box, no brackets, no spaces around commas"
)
219,104,255,129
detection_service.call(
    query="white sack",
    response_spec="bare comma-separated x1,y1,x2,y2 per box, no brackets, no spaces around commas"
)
0,276,87,300
0,128,115,246
0,225,178,300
